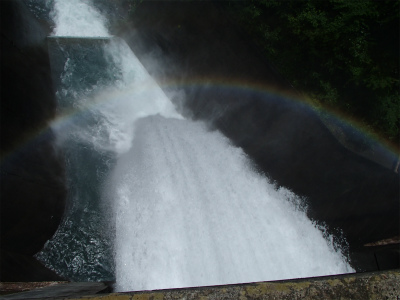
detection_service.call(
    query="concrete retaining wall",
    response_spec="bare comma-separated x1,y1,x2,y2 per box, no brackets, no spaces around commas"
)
77,270,400,300
3,270,398,300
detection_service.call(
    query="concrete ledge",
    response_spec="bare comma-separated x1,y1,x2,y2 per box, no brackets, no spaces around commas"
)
58,270,400,300
1,282,109,299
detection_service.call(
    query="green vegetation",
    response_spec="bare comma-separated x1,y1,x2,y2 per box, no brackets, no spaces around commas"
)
126,0,143,14
227,0,399,145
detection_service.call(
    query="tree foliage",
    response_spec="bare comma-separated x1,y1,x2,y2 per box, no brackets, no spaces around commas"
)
228,0,399,143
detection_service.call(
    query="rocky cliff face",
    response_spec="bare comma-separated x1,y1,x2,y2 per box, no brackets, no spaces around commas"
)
0,0,66,281
117,1,399,271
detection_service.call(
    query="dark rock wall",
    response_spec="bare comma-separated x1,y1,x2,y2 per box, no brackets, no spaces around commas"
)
0,0,66,281
118,1,399,270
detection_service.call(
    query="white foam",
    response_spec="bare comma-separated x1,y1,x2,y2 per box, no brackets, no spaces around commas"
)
51,37,181,155
51,0,110,37
110,116,354,292
72,38,181,154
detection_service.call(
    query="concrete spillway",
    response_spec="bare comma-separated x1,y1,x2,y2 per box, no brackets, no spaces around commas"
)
35,0,356,291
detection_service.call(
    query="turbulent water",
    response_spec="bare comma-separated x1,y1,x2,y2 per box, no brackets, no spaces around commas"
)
36,0,354,291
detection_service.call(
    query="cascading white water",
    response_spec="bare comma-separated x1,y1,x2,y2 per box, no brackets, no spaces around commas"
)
51,0,110,37
37,0,354,290
36,0,180,281
111,116,353,292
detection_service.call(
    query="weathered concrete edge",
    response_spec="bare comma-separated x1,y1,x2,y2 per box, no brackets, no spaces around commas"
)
69,270,400,300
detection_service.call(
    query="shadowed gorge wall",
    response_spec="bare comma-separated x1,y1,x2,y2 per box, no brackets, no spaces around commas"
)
0,0,66,281
117,1,399,271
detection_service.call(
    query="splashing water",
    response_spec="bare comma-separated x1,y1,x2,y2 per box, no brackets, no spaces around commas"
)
36,0,180,281
36,0,354,289
111,116,353,291
51,0,110,37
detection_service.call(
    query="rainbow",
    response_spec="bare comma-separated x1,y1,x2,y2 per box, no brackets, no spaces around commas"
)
160,76,399,154
2,75,398,170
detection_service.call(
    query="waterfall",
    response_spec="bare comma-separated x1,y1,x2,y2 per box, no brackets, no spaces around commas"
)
36,0,354,290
